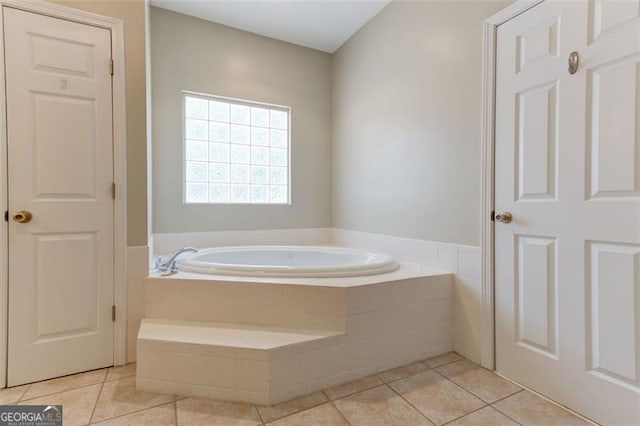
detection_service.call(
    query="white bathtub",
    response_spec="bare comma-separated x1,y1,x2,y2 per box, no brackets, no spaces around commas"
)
175,245,399,277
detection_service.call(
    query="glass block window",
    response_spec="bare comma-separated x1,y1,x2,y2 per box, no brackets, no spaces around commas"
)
183,92,290,204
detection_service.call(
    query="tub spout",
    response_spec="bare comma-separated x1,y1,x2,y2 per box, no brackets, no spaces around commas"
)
154,247,198,275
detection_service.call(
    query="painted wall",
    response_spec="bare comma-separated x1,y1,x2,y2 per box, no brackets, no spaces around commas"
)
150,7,332,234
47,0,148,246
332,0,508,246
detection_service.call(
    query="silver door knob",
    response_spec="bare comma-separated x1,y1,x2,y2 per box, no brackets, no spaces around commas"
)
495,211,512,223
568,51,579,75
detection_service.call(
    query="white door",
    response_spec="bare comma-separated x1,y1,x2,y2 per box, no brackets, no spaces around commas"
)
495,0,640,424
4,7,115,386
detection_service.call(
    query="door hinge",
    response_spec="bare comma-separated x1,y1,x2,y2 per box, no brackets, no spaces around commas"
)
490,210,495,221
4,211,7,222
112,305,116,322
111,182,116,200
109,58,114,76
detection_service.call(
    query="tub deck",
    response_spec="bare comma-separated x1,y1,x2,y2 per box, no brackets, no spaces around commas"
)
149,261,449,287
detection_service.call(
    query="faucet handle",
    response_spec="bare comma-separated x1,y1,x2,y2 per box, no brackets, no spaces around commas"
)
153,255,163,269
158,260,177,276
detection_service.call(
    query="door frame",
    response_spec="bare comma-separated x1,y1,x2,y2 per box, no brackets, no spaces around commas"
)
479,0,545,370
0,0,128,387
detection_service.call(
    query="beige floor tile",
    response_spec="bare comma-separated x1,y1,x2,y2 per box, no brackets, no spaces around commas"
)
423,352,462,368
324,375,383,400
493,391,590,426
258,391,327,422
389,370,485,425
0,384,29,404
105,364,137,382
176,397,261,426
92,402,176,425
92,376,174,423
378,362,430,383
20,383,101,426
267,403,348,426
21,369,107,401
448,406,519,426
436,360,521,403
333,385,432,426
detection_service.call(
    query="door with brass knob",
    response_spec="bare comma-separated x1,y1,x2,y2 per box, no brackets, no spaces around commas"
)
5,7,116,387
12,210,32,223
494,211,512,224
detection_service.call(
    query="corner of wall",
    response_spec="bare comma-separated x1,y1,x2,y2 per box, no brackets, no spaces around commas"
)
436,243,482,364
127,245,150,363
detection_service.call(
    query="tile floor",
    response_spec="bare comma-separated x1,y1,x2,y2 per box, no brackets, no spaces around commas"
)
0,352,592,425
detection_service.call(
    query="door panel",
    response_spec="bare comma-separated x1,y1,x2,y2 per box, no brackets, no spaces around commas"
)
4,7,114,386
515,82,558,200
515,235,557,357
34,93,97,198
587,56,640,198
586,241,640,388
36,233,98,339
589,0,640,42
495,1,640,424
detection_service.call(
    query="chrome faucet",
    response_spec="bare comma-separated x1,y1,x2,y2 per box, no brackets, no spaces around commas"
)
154,247,198,275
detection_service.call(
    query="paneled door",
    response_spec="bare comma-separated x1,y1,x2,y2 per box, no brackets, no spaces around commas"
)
495,0,640,424
4,7,115,386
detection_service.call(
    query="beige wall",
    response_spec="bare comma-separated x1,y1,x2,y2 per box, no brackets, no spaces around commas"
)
332,1,508,247
47,0,148,246
150,7,332,234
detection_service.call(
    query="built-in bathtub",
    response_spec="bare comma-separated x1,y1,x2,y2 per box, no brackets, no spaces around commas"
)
176,245,399,277
138,244,453,405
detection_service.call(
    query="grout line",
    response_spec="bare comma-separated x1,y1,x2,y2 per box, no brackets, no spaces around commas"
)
16,367,109,402
430,367,487,404
375,361,432,385
491,373,599,425
434,364,523,406
174,398,179,426
489,388,524,405
440,404,494,425
13,385,31,403
254,403,265,425
328,397,352,426
19,380,106,403
488,396,525,426
385,383,437,425
421,357,463,370
87,378,106,425
103,373,136,383
90,400,176,425
324,377,383,401
255,393,328,424
103,363,137,383
415,353,524,425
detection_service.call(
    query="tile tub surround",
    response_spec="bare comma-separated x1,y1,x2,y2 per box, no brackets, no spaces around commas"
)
153,228,333,255
1,353,590,425
137,270,452,404
142,227,482,365
332,229,483,363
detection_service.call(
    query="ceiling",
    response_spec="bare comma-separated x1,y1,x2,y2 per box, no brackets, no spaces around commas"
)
149,0,391,53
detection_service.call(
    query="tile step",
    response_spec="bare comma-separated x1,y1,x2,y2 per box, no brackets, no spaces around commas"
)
138,318,343,351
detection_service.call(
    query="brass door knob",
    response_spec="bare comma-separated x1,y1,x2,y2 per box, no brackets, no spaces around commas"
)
12,210,33,223
495,211,512,223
